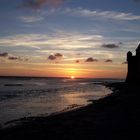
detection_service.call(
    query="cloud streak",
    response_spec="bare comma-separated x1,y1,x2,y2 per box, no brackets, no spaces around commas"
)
48,8,140,21
19,16,44,23
0,32,103,50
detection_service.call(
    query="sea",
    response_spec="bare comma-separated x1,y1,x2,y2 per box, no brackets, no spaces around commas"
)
0,77,123,126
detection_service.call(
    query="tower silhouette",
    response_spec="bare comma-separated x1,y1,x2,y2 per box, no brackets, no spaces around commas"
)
126,43,140,84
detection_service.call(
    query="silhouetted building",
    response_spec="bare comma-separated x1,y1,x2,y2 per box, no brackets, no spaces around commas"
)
126,43,140,84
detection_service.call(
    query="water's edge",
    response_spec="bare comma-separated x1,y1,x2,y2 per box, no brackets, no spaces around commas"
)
1,83,113,129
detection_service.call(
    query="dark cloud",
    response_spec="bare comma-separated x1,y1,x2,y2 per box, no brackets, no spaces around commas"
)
0,52,8,57
0,52,28,62
85,57,98,62
122,61,127,64
21,0,64,9
105,59,113,63
8,56,20,60
48,53,63,61
54,53,63,58
48,54,57,60
76,60,80,63
101,44,119,49
8,56,29,61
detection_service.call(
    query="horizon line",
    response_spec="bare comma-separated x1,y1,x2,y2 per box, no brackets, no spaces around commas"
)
0,75,124,80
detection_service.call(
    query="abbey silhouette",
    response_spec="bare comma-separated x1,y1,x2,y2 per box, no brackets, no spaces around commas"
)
126,43,140,84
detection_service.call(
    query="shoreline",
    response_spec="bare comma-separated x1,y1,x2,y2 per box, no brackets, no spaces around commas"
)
0,83,111,127
0,82,140,139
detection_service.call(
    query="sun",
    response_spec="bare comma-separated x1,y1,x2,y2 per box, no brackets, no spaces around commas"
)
70,76,75,79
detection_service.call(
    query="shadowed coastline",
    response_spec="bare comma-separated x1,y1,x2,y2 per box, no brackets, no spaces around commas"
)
0,82,140,140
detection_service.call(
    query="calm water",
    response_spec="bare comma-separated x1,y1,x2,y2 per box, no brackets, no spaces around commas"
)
0,77,119,125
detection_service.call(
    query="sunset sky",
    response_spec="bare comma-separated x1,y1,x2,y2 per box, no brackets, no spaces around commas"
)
0,0,140,78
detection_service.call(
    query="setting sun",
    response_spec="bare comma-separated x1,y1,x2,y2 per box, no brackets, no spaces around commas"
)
70,76,75,79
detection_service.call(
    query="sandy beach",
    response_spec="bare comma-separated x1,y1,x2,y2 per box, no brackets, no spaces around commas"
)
0,82,140,140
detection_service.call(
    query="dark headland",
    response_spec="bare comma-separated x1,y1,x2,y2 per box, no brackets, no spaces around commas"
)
0,45,140,140
126,43,140,84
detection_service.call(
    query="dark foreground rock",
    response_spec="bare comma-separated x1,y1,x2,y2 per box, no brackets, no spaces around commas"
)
0,82,140,140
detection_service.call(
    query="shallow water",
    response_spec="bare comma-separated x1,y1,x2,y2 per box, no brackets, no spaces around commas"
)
0,77,115,125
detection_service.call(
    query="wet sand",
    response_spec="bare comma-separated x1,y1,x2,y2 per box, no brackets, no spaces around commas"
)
0,82,140,140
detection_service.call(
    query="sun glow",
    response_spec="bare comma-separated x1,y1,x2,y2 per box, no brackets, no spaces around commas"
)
70,76,75,79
